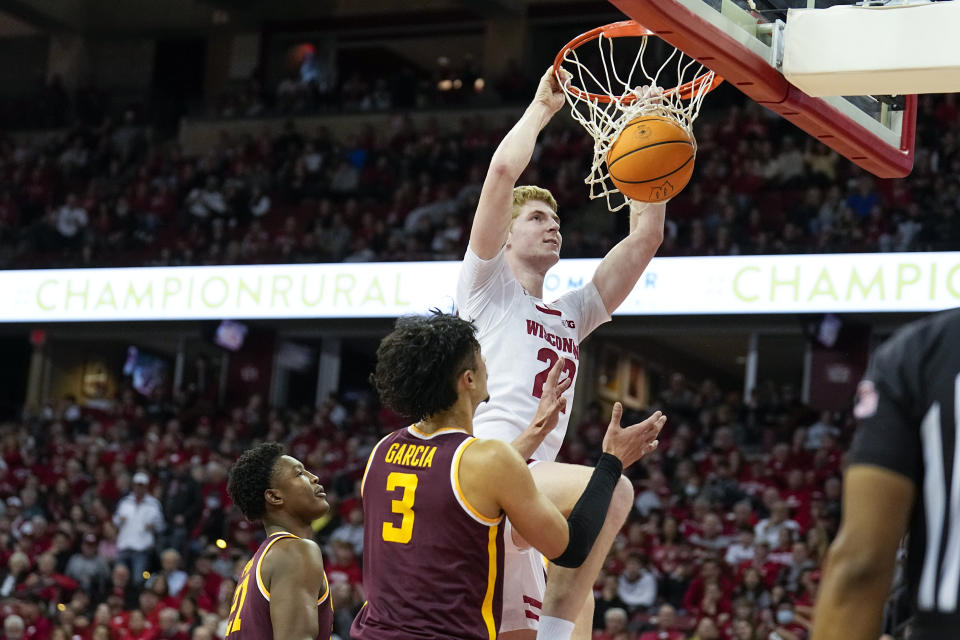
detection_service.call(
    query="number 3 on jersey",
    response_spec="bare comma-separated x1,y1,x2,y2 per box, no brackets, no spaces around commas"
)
382,472,418,543
532,347,576,410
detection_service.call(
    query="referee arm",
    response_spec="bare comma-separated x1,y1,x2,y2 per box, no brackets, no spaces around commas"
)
811,465,914,640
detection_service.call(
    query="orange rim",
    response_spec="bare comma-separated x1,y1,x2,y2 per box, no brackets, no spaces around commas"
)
553,20,725,103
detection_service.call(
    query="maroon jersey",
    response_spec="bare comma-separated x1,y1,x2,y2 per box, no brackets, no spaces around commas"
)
224,532,333,639
352,426,505,640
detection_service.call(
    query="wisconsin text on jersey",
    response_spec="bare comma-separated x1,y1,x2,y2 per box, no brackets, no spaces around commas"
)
525,320,580,359
383,443,437,469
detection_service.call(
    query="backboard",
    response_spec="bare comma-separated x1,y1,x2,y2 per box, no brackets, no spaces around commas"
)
609,0,918,178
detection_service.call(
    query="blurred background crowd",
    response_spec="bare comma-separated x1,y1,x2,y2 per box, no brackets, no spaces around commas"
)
0,85,957,271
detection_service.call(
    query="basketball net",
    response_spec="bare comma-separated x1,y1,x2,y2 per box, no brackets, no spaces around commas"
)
556,22,718,211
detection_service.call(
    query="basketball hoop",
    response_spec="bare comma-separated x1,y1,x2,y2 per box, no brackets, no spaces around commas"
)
554,20,724,211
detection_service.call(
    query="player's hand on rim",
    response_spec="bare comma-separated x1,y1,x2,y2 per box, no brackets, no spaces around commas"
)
635,83,667,117
535,66,570,115
601,403,665,469
637,84,665,103
530,356,572,435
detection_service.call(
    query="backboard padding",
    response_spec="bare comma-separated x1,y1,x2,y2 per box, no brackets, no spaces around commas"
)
609,0,916,177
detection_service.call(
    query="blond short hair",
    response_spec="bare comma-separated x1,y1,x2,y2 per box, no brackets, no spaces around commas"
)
511,186,558,221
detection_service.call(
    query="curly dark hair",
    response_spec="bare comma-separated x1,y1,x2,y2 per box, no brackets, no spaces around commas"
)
227,442,284,521
372,312,480,421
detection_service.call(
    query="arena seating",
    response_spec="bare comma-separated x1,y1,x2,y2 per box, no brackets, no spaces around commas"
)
0,93,957,272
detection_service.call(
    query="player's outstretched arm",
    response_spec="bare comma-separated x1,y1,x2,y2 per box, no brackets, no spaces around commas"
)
511,356,572,459
461,403,664,566
469,67,568,259
469,439,572,558
810,465,914,640
591,199,665,315
267,538,327,640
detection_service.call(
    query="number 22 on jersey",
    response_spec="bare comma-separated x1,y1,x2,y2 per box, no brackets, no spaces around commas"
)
532,347,576,410
382,472,418,543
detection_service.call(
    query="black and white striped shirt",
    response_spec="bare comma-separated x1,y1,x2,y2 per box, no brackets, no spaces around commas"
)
848,308,960,640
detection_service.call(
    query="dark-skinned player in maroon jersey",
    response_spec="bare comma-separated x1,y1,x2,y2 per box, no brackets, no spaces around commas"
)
225,443,333,640
352,312,664,640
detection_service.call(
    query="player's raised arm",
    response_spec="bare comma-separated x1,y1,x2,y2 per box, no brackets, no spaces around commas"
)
469,67,568,259
591,199,666,315
461,403,664,565
267,538,327,640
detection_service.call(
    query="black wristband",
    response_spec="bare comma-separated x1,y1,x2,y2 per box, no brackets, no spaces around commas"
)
550,453,624,568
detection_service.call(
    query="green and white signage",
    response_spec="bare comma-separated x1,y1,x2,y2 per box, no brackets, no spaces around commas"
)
1,252,957,322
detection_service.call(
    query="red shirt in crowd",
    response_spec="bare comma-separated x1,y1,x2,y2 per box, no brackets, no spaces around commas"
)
22,614,53,640
325,559,362,587
649,542,693,577
737,558,783,588
682,575,734,613
118,628,154,640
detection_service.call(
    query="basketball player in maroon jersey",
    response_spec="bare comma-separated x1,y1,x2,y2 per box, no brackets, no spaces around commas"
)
457,68,667,640
225,443,333,640
352,313,664,640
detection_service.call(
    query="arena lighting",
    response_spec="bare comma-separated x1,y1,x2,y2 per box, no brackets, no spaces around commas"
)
216,538,228,549
0,253,957,322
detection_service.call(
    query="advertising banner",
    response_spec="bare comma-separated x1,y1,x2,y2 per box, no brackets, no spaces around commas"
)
1,252,957,322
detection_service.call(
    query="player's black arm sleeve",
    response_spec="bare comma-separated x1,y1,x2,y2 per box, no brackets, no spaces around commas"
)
550,452,623,568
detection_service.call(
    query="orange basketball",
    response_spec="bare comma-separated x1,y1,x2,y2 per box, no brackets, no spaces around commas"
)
606,115,695,203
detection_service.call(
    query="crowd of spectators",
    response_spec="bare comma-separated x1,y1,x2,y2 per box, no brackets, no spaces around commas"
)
0,91,957,270
0,362,896,640
561,374,865,640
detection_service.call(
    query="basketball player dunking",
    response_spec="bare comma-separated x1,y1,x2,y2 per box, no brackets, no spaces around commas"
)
351,313,664,640
456,68,667,640
225,443,333,640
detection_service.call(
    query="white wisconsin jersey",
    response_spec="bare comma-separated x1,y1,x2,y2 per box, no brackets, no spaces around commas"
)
457,247,611,461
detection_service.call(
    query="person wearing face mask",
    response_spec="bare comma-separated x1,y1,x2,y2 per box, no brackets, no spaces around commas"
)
768,601,810,640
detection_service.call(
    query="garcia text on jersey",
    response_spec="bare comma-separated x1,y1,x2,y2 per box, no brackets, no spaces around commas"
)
384,443,437,469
